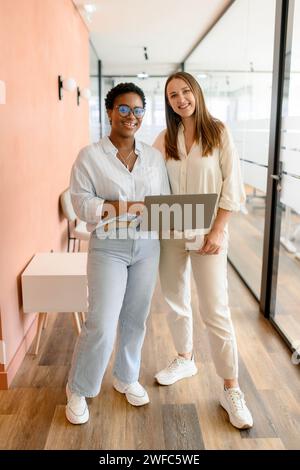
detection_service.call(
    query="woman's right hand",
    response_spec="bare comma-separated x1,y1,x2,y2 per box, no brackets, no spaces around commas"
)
128,201,144,217
197,228,224,255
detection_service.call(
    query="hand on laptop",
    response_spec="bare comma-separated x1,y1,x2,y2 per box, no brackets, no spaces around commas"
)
197,228,224,255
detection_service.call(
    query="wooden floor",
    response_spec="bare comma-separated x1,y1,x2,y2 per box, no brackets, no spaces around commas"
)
0,264,300,450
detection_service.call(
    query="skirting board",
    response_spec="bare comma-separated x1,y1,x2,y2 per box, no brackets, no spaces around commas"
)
0,316,38,390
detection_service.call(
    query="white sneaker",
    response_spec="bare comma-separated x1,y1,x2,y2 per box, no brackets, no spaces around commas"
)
220,387,253,429
113,377,150,406
155,356,198,385
65,383,89,424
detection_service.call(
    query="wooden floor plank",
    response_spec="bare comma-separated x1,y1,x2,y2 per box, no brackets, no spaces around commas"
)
260,388,300,450
4,388,65,450
235,357,277,439
268,351,300,404
39,314,77,366
238,438,285,450
0,415,16,450
128,317,166,450
234,308,284,390
162,404,205,450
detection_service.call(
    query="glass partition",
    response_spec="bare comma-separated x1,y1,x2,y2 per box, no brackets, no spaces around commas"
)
272,0,300,346
185,0,276,297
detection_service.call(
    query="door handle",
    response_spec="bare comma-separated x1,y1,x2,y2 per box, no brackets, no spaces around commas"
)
270,174,282,191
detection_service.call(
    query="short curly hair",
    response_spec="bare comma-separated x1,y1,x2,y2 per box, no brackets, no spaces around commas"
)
105,82,146,110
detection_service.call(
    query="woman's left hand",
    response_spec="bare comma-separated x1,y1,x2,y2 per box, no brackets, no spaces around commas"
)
197,228,224,255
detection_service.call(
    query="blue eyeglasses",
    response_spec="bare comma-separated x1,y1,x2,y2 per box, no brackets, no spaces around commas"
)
116,104,145,119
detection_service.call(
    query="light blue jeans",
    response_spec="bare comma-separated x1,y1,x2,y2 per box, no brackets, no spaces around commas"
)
68,230,160,397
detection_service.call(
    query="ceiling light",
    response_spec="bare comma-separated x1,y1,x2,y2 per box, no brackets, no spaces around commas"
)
144,46,149,61
83,4,97,13
137,72,148,79
197,73,208,79
80,3,97,22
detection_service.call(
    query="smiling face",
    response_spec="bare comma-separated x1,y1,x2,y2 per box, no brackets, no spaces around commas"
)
166,78,196,119
108,92,144,139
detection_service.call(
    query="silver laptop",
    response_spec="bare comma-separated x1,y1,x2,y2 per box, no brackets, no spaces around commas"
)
140,193,218,233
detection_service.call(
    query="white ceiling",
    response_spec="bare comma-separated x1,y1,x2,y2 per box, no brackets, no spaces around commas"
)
186,0,277,72
73,0,232,75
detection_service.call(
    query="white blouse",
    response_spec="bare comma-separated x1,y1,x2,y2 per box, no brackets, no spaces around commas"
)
153,124,246,223
70,136,170,237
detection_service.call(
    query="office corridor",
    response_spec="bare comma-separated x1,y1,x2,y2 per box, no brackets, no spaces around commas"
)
1,0,300,456
0,262,299,450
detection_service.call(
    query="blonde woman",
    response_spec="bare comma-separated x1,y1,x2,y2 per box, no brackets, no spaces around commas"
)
153,72,253,429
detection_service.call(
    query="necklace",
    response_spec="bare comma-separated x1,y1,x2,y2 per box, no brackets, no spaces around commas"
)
117,148,135,170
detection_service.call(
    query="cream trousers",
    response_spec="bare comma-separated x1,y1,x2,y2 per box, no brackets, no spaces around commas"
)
159,235,238,379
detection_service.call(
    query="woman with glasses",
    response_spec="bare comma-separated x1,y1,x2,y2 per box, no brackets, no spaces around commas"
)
66,82,170,424
153,72,253,430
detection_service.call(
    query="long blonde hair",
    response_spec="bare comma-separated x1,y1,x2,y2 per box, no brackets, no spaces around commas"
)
164,72,224,160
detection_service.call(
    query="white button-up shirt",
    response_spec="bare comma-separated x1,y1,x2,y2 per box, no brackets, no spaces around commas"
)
153,124,246,224
70,136,170,237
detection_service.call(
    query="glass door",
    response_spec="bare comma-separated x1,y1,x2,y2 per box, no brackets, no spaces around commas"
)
185,0,277,299
270,0,300,348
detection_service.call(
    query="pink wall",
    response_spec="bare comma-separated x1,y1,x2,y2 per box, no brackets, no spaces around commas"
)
0,0,90,387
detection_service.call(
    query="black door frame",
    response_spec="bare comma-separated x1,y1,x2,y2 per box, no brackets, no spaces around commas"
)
260,0,296,349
